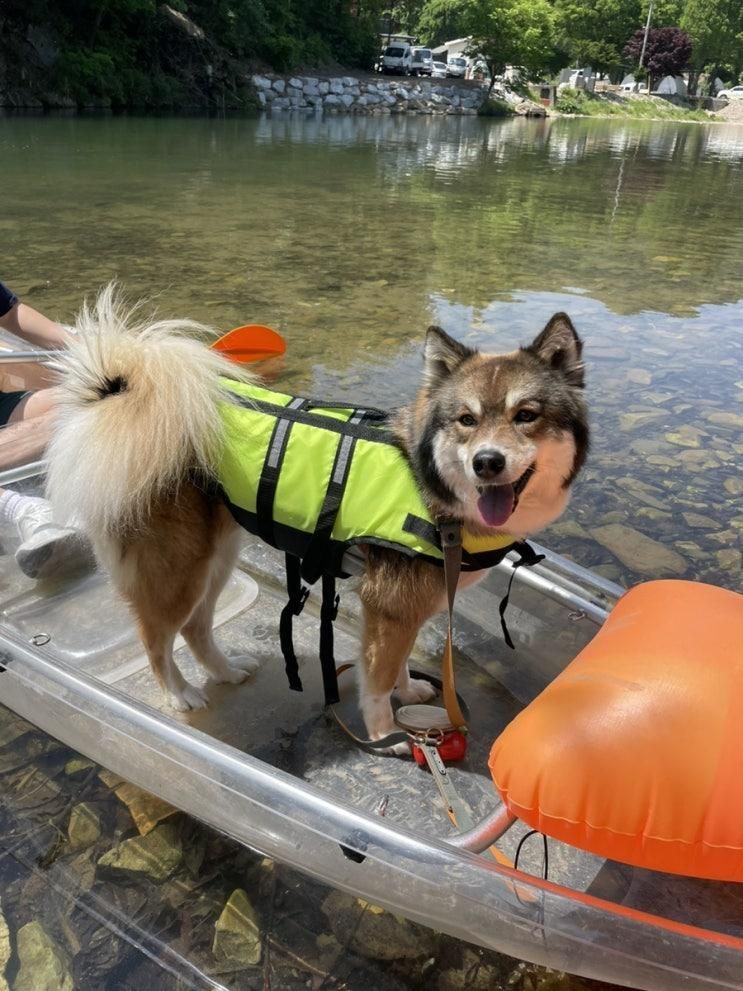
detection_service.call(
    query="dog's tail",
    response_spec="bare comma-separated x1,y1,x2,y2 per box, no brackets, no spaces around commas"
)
46,284,253,537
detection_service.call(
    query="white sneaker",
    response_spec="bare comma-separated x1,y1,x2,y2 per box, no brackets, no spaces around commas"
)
14,500,95,580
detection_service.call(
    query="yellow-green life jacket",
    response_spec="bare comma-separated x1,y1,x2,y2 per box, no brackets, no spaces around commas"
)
217,379,516,584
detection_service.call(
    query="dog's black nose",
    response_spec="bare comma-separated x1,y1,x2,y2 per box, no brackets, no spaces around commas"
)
473,449,506,480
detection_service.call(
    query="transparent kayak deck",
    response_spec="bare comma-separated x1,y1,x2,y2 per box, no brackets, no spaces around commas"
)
1,463,742,991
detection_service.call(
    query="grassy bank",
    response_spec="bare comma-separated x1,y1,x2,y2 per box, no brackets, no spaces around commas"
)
555,88,713,122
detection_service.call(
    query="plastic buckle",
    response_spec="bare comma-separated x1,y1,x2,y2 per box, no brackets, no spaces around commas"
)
291,585,310,616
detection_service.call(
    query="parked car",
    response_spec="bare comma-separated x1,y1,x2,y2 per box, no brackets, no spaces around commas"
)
431,61,448,79
447,56,468,78
718,85,743,100
410,47,434,76
382,43,413,75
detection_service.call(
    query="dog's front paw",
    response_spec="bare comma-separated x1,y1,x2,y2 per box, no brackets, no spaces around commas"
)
376,738,412,758
168,682,209,711
395,677,437,705
215,655,260,685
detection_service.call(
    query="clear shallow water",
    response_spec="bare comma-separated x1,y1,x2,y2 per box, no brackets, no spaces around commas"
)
3,112,741,588
1,112,742,990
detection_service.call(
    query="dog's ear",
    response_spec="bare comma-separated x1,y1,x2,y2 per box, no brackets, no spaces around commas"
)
423,326,474,388
527,313,584,388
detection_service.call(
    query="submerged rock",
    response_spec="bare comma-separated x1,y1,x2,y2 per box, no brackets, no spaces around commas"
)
98,822,182,881
13,922,73,991
619,410,664,432
716,548,742,571
212,889,261,967
682,512,718,529
665,426,705,449
111,782,177,836
704,411,743,429
724,478,743,497
322,891,436,960
0,906,9,991
68,802,101,850
591,524,686,576
627,367,652,385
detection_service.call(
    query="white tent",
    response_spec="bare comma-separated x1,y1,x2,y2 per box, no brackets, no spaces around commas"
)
654,75,688,97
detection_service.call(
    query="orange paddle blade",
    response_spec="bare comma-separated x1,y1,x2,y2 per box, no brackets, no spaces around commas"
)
211,324,286,363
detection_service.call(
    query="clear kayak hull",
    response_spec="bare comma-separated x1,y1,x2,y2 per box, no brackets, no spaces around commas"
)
1,462,741,990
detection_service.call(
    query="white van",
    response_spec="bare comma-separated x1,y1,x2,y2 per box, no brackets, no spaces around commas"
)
382,43,412,75
411,47,433,76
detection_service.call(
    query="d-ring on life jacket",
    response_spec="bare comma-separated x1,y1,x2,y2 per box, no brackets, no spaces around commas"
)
216,379,542,728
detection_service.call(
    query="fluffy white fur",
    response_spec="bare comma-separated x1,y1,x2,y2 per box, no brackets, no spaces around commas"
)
46,284,254,538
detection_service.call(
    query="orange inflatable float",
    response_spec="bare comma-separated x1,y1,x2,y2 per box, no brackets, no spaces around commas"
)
489,580,743,881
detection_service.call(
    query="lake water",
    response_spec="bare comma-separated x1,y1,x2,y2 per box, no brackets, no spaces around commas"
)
0,112,742,990
2,112,741,587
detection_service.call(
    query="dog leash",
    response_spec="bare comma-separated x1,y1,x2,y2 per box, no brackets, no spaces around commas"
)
439,518,468,730
328,665,470,752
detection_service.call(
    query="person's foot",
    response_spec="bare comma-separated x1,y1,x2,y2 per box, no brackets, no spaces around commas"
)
14,499,95,580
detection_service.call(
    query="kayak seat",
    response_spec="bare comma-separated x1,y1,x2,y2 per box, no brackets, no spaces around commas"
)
489,580,743,881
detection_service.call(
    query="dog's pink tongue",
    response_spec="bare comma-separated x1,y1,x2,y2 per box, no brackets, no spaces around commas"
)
477,485,515,527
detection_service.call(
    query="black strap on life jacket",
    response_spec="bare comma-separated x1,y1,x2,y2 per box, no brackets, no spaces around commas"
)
498,541,546,649
255,397,308,546
275,406,368,704
319,574,341,706
301,410,366,585
279,553,309,692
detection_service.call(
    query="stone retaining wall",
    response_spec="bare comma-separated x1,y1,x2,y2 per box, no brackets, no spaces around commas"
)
252,74,486,115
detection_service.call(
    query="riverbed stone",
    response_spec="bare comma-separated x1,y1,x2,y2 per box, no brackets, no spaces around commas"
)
665,426,705,448
98,822,182,881
619,410,664,432
0,906,9,991
322,891,436,960
212,889,261,967
682,512,717,529
68,802,101,850
13,922,73,991
627,367,652,385
716,548,742,571
724,478,743,497
704,411,743,429
591,524,687,576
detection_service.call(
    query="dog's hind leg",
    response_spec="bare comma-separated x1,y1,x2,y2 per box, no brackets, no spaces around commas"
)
359,609,418,753
180,512,259,685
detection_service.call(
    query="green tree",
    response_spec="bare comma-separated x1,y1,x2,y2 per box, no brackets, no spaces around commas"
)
682,0,743,91
552,0,683,78
419,0,555,90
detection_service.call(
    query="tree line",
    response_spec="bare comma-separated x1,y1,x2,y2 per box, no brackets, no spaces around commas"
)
2,0,741,107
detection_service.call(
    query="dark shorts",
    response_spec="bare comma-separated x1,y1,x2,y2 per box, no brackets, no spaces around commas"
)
0,390,30,427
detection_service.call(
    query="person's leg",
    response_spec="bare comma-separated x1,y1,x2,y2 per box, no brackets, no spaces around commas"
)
0,487,95,580
7,387,60,424
0,412,54,469
0,387,60,470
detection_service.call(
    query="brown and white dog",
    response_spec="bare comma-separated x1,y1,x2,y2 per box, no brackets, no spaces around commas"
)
47,288,588,747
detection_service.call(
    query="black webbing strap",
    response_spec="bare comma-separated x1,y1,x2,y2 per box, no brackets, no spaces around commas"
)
255,397,307,545
279,553,309,692
319,573,341,706
300,411,364,585
233,394,398,445
498,541,546,649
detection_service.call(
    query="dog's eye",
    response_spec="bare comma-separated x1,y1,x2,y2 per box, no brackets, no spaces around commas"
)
514,409,539,424
458,413,477,427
